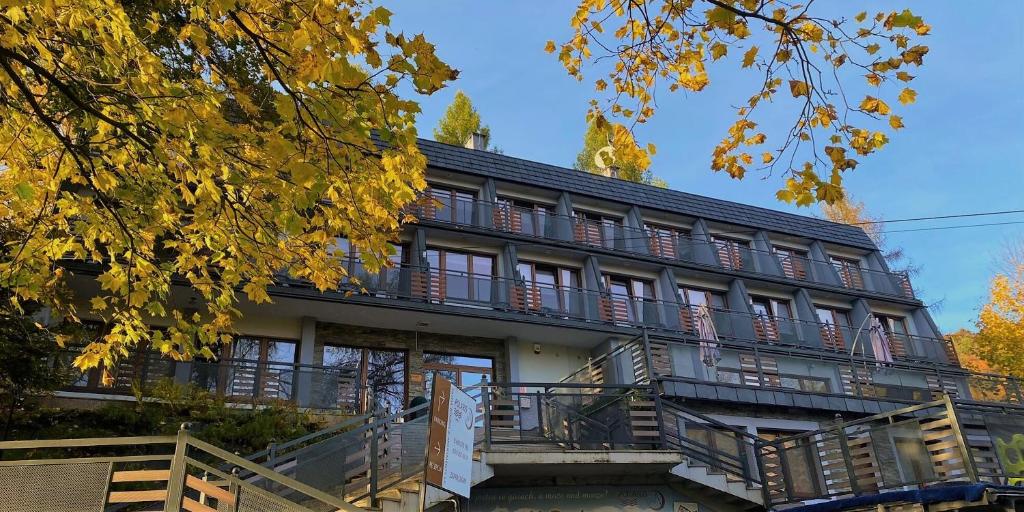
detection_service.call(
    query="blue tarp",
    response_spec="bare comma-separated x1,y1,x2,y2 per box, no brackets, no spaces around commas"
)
782,484,1024,512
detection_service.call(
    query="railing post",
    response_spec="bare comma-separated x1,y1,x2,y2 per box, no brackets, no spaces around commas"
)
641,330,656,384
369,413,379,505
835,416,861,497
943,394,979,482
164,423,190,512
755,439,772,507
481,376,492,450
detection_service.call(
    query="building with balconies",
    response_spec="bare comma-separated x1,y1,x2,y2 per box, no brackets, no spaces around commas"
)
6,139,1023,512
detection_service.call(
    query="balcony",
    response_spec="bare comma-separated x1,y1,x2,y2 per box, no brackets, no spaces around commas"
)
325,265,957,367
60,351,365,412
757,398,1024,507
406,195,919,300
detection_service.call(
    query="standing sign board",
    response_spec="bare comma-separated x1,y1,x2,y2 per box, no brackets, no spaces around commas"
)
424,376,475,498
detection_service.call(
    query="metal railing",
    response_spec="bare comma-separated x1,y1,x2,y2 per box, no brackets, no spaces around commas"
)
662,400,763,485
0,425,360,512
756,397,1024,507
405,195,918,299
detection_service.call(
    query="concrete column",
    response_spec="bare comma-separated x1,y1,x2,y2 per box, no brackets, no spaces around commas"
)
808,241,843,286
504,337,519,382
849,299,874,358
688,218,719,266
727,279,757,341
793,289,823,348
656,267,681,330
582,255,604,321
752,230,784,276
553,192,575,241
624,206,649,254
296,316,317,407
478,178,496,229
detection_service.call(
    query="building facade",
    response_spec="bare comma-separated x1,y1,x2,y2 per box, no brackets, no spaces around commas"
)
39,139,1024,512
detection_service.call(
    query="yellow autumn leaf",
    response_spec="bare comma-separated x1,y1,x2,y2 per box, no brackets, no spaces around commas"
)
544,40,556,53
742,46,758,68
788,80,809,97
898,87,917,105
888,115,904,130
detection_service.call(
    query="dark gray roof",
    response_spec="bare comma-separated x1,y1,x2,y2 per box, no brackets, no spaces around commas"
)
418,138,877,250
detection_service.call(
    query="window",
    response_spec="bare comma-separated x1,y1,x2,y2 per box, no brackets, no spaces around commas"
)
750,296,793,343
773,246,809,280
495,197,553,236
573,211,622,249
712,236,750,270
874,314,910,359
424,185,476,225
191,337,298,401
323,345,407,413
602,274,656,324
815,306,851,351
644,223,690,259
516,261,580,314
830,255,865,289
333,238,405,292
677,286,728,335
424,248,495,304
61,322,173,394
779,375,831,393
423,353,493,391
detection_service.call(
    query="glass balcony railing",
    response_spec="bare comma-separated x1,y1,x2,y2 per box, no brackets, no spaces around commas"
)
405,195,918,299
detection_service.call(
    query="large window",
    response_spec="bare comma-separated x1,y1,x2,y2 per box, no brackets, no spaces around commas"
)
191,336,298,401
332,238,405,292
516,261,580,314
644,223,690,259
815,306,851,351
603,274,656,324
425,185,476,225
323,345,407,413
495,197,553,237
712,236,750,270
830,255,865,289
62,322,173,394
750,296,794,343
773,246,809,280
677,286,728,335
425,248,495,304
423,353,493,392
573,210,622,249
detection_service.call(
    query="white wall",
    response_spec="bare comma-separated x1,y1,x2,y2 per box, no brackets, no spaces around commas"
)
512,341,589,383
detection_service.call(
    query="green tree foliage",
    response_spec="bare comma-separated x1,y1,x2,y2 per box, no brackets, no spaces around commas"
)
433,91,491,149
575,121,666,187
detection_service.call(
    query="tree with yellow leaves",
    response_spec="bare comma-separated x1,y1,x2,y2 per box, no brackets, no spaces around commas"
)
547,1,929,206
972,262,1024,378
0,1,456,372
575,120,666,186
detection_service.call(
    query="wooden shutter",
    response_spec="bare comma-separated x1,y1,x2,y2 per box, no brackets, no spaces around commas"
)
780,255,807,280
847,433,881,493
753,316,781,343
888,332,908,359
678,306,696,335
740,354,779,387
839,365,873,397
820,323,846,351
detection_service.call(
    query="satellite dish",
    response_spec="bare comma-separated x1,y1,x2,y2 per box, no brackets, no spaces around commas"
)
594,145,615,171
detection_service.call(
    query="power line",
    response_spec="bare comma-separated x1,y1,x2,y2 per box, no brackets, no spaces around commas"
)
845,208,1024,226
882,220,1024,234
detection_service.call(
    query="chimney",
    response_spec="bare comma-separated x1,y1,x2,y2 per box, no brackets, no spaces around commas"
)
608,165,620,179
464,132,487,150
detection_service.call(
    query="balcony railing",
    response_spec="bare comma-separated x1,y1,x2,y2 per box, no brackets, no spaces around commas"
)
406,195,919,300
617,333,1023,407
757,397,1024,506
59,352,365,412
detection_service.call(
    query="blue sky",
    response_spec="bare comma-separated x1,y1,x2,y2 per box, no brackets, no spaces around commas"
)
388,1,1024,332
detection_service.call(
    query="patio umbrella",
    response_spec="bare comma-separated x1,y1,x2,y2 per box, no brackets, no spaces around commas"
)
869,317,894,364
696,304,722,368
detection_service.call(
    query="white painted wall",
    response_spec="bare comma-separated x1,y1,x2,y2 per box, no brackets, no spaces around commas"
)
512,341,589,383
